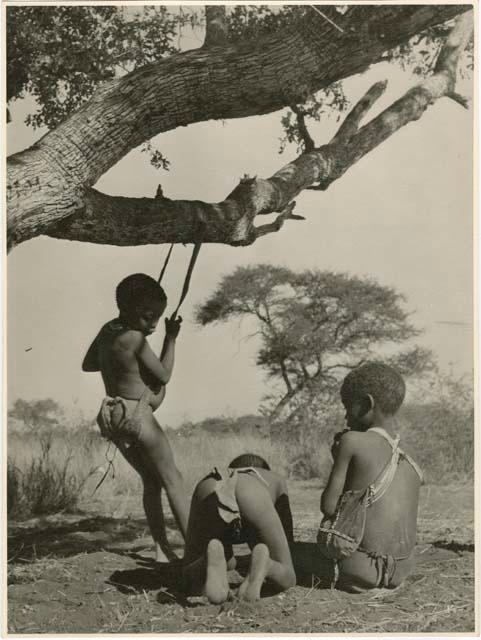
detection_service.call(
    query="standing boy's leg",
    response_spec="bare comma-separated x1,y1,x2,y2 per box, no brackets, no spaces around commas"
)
138,411,189,537
119,442,177,561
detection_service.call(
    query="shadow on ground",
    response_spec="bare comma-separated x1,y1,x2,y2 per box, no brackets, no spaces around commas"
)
432,541,475,553
108,560,198,606
8,513,181,562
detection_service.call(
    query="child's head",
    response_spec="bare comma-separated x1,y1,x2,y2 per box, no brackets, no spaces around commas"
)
116,273,167,335
340,362,405,430
229,453,271,470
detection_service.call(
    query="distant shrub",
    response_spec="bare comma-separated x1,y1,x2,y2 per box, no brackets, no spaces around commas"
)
269,402,343,482
400,373,474,483
7,429,98,520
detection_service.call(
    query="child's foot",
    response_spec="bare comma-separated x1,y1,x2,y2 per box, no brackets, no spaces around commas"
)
237,543,270,602
204,539,229,604
155,543,179,563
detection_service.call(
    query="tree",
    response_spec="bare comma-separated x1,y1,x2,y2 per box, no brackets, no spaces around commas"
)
195,265,434,422
8,397,61,431
6,5,472,252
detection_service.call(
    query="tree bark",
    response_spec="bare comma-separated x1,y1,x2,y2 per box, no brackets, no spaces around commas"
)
204,6,228,47
7,5,470,251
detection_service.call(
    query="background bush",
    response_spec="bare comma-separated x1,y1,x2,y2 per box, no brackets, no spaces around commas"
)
7,372,473,521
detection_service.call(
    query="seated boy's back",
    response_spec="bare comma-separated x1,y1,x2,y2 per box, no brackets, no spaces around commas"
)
334,429,420,559
320,362,423,590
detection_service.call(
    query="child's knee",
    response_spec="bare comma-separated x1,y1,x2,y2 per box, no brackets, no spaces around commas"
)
278,565,296,591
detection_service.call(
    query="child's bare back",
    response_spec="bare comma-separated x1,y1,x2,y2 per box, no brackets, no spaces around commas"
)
335,429,420,557
320,362,423,589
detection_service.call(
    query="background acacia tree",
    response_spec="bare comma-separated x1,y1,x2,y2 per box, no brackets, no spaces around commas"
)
6,4,473,251
195,265,434,423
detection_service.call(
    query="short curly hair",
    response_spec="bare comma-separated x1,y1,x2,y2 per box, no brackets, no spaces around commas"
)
340,362,406,415
115,273,167,314
229,453,271,470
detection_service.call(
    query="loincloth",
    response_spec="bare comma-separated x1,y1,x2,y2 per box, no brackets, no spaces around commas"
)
211,466,269,546
97,388,151,445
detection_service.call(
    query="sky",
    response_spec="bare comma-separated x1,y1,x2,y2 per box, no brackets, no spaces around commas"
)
6,19,474,427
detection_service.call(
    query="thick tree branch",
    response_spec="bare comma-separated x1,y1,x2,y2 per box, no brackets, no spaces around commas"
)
7,5,471,250
47,12,472,248
332,11,473,183
204,6,228,47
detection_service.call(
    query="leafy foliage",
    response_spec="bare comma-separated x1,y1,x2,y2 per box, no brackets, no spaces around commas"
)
7,6,197,129
7,5,200,167
196,265,433,420
226,4,309,41
8,5,472,163
279,84,349,154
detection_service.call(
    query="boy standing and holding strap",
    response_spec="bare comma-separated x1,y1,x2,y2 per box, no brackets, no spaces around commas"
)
83,273,189,562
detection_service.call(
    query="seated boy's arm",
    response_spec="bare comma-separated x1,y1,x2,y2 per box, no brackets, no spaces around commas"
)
82,334,101,372
320,433,355,517
133,333,172,385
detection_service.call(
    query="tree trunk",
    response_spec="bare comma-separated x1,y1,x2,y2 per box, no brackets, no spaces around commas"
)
7,5,470,251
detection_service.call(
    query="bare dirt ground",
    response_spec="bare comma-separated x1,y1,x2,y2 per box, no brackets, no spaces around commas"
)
7,481,474,634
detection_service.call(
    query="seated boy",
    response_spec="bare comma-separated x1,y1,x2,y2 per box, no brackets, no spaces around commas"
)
319,362,423,590
182,453,296,603
82,273,189,561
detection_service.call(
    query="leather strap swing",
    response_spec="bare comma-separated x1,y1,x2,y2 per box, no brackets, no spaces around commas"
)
157,242,202,316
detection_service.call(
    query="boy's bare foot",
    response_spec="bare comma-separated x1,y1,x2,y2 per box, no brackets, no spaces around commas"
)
237,543,270,602
204,539,229,604
155,543,179,563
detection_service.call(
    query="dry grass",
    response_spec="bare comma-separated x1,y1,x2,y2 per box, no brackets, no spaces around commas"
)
7,426,295,519
7,370,473,521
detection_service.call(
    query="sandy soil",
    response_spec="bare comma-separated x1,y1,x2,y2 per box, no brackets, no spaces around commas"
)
7,481,474,634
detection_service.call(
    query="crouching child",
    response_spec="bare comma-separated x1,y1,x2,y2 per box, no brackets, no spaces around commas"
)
183,453,296,603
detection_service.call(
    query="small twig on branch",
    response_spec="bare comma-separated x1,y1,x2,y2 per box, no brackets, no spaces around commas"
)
447,91,470,109
254,201,305,239
331,80,387,145
291,105,316,152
